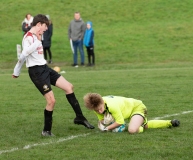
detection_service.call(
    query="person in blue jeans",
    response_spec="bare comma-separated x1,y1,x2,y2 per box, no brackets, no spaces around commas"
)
68,12,86,67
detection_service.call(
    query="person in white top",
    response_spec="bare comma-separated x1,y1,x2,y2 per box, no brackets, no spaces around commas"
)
22,13,34,36
13,14,94,136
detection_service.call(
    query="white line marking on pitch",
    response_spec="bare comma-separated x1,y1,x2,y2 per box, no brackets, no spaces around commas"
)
153,110,193,120
0,133,90,155
0,148,19,155
1,110,193,155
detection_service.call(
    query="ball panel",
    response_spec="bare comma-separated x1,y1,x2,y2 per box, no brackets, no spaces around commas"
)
104,112,114,125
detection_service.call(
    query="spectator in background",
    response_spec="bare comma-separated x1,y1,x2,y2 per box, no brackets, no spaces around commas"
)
22,13,33,36
68,12,86,67
42,15,53,64
83,21,95,66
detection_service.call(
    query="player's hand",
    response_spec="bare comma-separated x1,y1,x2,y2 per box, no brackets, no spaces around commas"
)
12,75,19,78
103,127,108,131
98,121,108,131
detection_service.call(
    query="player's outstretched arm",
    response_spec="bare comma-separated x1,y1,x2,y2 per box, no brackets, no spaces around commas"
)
12,53,26,78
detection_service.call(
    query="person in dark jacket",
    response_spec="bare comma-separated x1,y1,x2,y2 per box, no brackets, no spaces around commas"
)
83,21,95,66
22,13,33,36
42,15,53,64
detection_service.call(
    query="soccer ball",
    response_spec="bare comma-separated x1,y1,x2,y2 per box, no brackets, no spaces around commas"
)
53,66,60,73
104,112,126,132
104,112,114,125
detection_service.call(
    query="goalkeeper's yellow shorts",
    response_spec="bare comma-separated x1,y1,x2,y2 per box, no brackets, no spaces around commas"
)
130,103,148,127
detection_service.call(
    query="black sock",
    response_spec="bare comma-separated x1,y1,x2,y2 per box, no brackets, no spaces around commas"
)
66,93,85,119
43,109,53,131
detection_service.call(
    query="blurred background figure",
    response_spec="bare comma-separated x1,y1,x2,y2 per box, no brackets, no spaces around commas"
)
22,13,33,36
42,15,53,64
68,12,86,67
84,21,95,66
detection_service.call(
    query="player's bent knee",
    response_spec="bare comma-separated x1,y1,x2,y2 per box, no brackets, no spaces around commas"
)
128,128,139,134
65,83,74,94
69,83,74,90
47,98,56,106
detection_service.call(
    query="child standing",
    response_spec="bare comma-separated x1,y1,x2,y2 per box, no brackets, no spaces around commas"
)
83,21,95,66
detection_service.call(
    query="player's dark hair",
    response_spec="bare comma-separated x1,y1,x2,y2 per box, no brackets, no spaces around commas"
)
32,14,49,27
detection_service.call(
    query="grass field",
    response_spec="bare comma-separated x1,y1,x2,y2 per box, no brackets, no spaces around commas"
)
1,66,193,159
1,0,193,159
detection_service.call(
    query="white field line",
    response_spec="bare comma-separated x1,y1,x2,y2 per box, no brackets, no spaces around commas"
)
152,110,193,120
0,148,19,155
0,133,90,155
1,110,193,155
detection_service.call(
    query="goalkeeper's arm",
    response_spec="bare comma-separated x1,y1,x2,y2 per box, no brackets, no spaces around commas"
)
105,122,122,130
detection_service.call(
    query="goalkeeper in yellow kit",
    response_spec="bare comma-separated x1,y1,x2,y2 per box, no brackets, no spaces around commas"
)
83,93,180,133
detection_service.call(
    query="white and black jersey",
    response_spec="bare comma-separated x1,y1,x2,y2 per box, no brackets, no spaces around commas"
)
13,32,46,76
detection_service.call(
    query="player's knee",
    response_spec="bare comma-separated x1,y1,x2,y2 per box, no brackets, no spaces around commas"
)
70,83,74,90
65,83,74,94
48,98,56,106
128,128,138,134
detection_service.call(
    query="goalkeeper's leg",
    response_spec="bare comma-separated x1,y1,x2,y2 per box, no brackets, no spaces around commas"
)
128,115,145,134
147,120,179,128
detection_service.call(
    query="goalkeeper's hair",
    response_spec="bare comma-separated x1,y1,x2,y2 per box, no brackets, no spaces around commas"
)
83,93,103,110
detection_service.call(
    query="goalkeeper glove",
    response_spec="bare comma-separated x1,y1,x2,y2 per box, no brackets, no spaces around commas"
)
98,121,108,131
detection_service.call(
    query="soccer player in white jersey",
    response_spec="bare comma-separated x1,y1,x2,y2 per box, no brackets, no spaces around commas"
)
83,93,180,133
12,14,94,136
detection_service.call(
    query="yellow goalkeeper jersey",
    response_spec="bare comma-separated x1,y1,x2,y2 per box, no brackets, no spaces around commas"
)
95,96,145,124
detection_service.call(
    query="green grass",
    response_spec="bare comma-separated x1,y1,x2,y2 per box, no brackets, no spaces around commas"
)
1,66,193,159
1,0,193,66
1,0,193,159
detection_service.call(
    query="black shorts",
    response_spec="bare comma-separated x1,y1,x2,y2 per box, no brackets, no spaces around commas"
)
28,65,61,95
